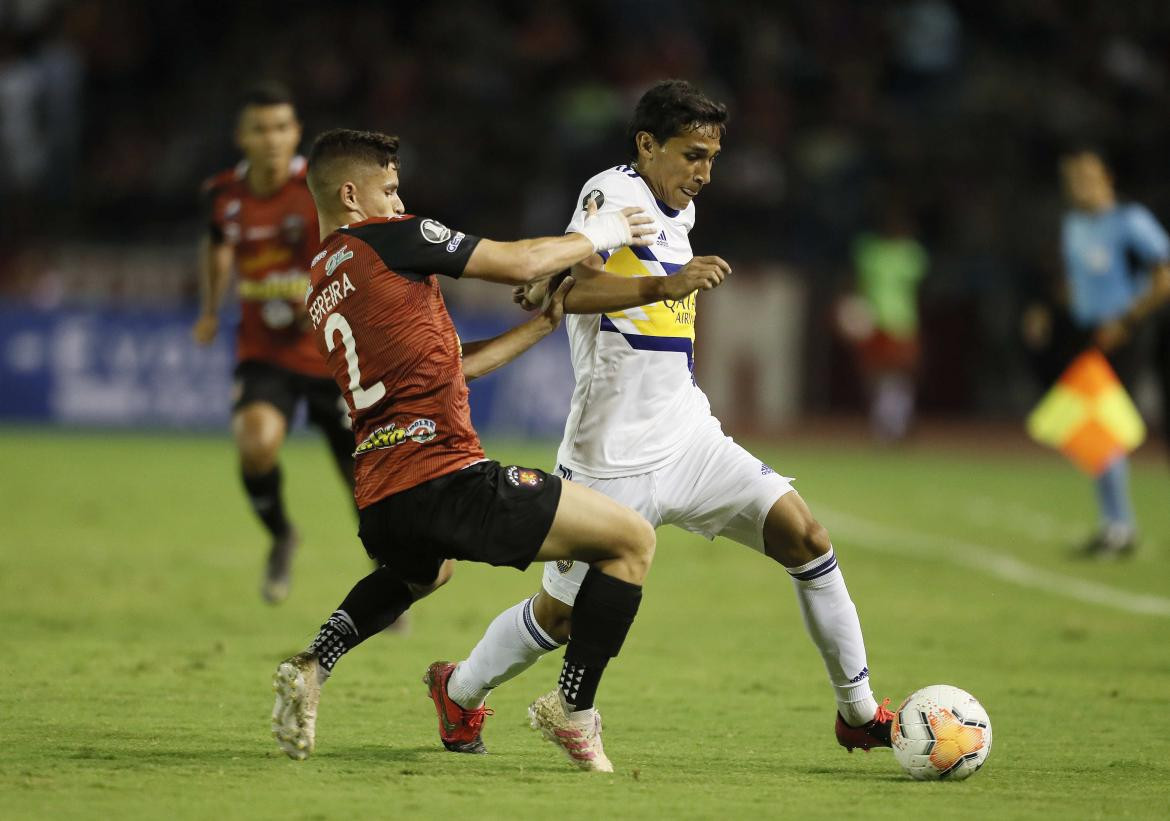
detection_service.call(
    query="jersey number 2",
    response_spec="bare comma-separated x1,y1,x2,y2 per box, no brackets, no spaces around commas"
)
324,313,386,410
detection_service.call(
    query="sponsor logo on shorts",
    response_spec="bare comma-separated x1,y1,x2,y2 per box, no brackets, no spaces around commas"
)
446,231,466,253
420,218,452,244
761,462,776,476
504,465,544,489
354,418,437,455
556,464,573,481
556,559,574,574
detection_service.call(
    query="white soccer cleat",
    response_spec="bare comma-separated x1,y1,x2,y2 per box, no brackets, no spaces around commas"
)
271,652,321,760
527,690,613,773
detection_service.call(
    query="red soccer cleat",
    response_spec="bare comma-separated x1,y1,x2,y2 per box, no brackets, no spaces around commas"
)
835,698,894,752
423,661,492,754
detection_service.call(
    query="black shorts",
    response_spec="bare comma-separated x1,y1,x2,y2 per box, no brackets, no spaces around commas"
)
357,461,562,584
233,359,349,434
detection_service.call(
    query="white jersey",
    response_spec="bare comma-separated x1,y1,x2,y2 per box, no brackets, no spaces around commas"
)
557,165,719,477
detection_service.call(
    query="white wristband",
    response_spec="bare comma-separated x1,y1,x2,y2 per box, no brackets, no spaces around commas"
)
577,211,633,253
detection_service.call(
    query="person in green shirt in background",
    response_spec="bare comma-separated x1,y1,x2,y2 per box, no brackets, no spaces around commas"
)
849,207,928,441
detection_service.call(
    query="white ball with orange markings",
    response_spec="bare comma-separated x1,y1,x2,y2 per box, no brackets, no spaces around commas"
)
891,684,992,781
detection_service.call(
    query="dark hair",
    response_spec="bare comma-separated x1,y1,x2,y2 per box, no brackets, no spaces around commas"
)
626,79,728,160
306,129,400,199
238,81,295,111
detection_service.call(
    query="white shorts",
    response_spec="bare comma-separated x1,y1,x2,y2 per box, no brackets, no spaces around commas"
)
543,427,794,605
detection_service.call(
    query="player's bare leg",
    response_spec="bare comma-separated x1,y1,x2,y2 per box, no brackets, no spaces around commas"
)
273,560,454,760
432,480,653,771
761,492,891,750
233,401,296,603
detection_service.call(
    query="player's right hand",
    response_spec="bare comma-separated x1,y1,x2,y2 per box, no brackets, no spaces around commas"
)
666,255,731,299
578,199,657,252
617,205,658,247
192,313,219,345
512,278,549,312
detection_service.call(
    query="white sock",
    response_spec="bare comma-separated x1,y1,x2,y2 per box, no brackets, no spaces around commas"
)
561,691,597,725
786,547,879,727
446,596,562,709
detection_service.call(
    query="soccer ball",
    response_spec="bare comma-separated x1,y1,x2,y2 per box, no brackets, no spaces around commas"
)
890,685,992,781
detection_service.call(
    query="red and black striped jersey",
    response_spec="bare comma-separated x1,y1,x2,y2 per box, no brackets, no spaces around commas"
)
306,214,485,507
202,156,325,376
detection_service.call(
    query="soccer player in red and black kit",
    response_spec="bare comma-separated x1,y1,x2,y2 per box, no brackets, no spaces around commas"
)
270,129,659,772
193,84,355,603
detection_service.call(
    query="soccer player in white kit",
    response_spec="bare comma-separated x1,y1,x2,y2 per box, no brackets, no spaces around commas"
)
425,80,893,770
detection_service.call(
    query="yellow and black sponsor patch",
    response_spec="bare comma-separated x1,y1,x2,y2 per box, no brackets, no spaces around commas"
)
238,270,311,301
353,418,437,456
556,560,574,575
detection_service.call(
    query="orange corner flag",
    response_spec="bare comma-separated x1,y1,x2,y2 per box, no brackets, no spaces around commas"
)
1026,349,1145,476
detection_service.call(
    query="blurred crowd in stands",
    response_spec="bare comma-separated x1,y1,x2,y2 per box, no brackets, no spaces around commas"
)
2,0,1168,414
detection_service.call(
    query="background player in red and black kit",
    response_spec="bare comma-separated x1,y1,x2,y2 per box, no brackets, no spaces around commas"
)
270,129,659,772
193,84,355,603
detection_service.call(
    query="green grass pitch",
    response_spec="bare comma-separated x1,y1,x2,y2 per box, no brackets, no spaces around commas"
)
3,428,1169,819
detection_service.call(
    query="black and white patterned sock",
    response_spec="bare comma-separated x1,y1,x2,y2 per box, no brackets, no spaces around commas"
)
558,659,602,712
307,566,416,675
309,610,358,673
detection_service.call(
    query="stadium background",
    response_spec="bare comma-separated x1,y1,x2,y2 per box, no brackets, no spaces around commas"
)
5,3,1170,818
4,0,1170,433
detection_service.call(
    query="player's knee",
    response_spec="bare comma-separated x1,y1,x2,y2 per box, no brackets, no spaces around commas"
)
239,439,279,474
236,425,282,473
532,591,572,644
407,559,454,600
766,513,831,567
616,515,656,578
804,520,832,558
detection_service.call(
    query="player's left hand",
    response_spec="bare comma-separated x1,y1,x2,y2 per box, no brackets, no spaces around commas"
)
539,275,575,330
1095,319,1129,352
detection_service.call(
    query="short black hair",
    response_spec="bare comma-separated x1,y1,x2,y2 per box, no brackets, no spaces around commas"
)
306,129,400,200
238,81,295,111
626,79,728,160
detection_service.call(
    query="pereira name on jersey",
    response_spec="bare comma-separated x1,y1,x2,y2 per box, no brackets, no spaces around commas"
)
203,156,326,376
558,165,718,478
305,215,485,508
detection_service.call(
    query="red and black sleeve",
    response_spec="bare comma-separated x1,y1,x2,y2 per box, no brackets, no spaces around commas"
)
341,216,481,279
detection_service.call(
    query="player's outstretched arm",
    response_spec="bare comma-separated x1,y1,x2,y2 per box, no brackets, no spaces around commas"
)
462,207,655,285
513,254,731,315
461,276,575,381
192,235,234,345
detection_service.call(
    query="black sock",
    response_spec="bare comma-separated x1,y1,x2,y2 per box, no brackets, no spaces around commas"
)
309,566,414,672
242,466,291,539
559,567,642,711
